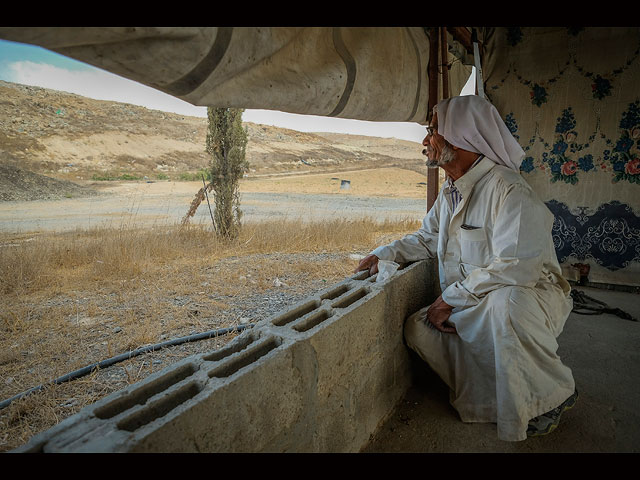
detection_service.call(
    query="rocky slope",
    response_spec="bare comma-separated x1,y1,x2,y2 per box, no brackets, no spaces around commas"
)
0,80,425,200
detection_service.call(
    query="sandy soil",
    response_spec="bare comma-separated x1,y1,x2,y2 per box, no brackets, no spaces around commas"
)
0,168,431,233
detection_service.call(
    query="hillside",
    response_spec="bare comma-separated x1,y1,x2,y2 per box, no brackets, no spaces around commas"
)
0,80,426,200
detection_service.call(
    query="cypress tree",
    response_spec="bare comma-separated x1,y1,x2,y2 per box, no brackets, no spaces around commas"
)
205,107,249,240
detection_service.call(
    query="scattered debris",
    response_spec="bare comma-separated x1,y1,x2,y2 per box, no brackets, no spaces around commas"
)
273,277,288,287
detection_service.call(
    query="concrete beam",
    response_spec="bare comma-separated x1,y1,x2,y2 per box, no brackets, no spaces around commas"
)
13,259,439,453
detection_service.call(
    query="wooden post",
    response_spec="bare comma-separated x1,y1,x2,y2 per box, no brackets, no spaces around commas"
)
440,26,449,99
449,27,472,52
426,27,440,211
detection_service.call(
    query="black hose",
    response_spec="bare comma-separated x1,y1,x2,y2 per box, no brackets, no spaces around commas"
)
0,323,255,411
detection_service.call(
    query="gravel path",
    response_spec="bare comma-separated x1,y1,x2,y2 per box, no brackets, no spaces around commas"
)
0,189,427,233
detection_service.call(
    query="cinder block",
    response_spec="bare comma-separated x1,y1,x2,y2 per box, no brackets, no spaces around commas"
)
13,259,438,453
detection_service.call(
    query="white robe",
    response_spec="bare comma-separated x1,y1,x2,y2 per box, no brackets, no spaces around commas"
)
371,157,576,441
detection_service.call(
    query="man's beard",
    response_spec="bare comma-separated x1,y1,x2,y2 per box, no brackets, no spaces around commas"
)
424,143,456,169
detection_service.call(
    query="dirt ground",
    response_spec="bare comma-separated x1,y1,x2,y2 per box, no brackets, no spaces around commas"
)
0,167,431,233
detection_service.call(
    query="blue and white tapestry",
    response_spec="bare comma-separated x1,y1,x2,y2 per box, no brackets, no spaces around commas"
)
483,27,640,286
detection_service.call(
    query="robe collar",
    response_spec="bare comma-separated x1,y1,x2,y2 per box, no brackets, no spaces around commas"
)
444,155,495,200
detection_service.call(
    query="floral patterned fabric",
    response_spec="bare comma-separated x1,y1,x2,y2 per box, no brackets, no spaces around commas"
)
482,27,640,285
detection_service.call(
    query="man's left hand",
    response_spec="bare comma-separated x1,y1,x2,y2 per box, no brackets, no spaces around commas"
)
426,295,456,334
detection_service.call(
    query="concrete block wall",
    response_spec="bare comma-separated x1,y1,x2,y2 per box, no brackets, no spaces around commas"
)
13,259,439,453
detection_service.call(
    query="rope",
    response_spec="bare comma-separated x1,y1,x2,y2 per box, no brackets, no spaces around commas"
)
571,289,637,322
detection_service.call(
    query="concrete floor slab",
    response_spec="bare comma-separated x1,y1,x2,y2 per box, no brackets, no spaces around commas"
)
362,286,640,453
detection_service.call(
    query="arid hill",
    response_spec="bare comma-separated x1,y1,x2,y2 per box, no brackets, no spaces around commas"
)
0,80,426,200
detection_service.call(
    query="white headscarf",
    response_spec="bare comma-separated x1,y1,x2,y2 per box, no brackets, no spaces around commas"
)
433,95,525,171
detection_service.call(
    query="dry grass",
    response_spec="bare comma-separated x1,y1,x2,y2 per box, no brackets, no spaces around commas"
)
0,216,419,451
0,216,417,296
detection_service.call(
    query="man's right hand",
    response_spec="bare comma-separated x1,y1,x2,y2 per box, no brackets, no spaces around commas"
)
354,254,380,275
426,295,456,334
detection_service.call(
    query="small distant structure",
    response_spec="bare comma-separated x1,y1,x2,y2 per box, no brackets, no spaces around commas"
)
340,180,351,190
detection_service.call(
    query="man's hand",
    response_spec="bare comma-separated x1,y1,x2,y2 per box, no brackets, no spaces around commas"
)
426,295,456,334
354,254,379,275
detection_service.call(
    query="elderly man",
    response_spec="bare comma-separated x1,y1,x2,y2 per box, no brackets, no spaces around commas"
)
355,95,577,442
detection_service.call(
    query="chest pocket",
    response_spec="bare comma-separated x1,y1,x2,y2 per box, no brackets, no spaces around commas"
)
459,227,490,267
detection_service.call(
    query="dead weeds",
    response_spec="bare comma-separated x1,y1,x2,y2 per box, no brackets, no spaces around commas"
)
0,216,418,451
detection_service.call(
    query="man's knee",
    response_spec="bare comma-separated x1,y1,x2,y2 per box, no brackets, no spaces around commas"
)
403,305,435,349
404,307,424,344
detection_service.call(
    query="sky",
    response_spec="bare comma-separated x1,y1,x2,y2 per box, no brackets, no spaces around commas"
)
0,38,475,143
